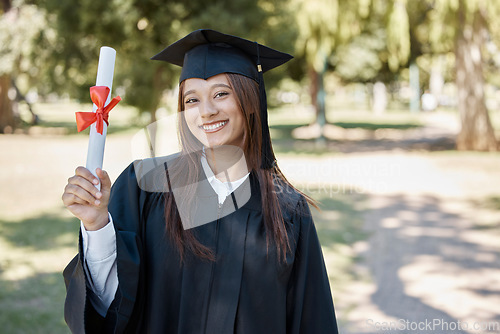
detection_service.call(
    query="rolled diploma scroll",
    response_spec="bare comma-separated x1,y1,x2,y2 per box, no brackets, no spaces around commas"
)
86,46,117,189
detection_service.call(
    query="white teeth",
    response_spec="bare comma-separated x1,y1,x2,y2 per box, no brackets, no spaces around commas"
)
203,121,227,131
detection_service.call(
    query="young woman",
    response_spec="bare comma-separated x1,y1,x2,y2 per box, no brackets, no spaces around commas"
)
62,29,338,334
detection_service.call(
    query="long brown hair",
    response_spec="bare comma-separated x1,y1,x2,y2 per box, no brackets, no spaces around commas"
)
164,73,316,263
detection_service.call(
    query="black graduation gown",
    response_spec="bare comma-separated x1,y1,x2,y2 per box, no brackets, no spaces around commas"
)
63,157,339,334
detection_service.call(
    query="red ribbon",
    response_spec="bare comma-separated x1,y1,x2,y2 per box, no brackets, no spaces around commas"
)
75,86,121,134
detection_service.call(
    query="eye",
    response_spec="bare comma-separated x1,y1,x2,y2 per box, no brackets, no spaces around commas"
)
214,91,229,99
185,97,198,104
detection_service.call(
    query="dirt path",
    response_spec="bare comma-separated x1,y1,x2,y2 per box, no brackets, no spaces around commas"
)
351,194,500,334
311,114,500,334
279,111,500,333
278,150,500,333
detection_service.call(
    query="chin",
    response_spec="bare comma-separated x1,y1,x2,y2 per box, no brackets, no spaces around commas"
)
204,142,226,149
198,135,228,148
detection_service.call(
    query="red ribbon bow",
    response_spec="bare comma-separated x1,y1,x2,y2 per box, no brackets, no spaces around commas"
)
75,86,121,134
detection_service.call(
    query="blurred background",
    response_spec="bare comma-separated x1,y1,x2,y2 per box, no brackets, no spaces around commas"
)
1,0,500,333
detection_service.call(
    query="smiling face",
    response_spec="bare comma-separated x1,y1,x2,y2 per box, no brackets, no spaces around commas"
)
182,74,246,149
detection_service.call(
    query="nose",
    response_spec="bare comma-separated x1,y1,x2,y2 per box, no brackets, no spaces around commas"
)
198,99,219,119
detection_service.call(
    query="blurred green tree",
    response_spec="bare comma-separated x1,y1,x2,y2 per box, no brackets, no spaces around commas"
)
363,0,428,113
0,0,14,133
425,0,499,151
292,0,370,139
390,0,432,113
386,0,411,72
315,0,418,114
35,0,293,124
334,30,387,84
0,0,51,132
332,0,402,112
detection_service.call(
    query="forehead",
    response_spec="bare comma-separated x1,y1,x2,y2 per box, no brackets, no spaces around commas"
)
183,73,231,92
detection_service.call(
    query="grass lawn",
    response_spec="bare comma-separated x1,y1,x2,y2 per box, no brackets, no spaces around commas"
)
0,209,77,334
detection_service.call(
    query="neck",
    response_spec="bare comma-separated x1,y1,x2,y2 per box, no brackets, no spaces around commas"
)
205,145,249,182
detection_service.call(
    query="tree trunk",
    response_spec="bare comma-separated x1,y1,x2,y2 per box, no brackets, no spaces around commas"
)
309,66,327,122
0,74,15,133
2,0,11,12
0,0,15,133
409,61,420,113
429,56,444,101
455,2,498,151
372,81,387,115
308,65,327,144
308,66,319,124
149,66,165,125
147,66,167,155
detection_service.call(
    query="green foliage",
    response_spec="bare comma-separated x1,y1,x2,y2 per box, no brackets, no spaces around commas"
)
424,0,500,53
386,0,410,71
333,30,386,83
293,0,339,72
0,2,54,93
425,0,459,53
331,0,404,84
32,0,294,116
293,0,370,73
3,0,496,122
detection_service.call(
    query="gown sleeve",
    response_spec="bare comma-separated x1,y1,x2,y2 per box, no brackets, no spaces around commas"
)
80,218,118,316
286,197,339,334
63,162,148,334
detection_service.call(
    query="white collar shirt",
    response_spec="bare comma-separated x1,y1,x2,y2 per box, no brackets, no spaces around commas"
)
200,153,250,205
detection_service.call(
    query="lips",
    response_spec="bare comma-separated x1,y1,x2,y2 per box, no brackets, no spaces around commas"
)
200,120,228,133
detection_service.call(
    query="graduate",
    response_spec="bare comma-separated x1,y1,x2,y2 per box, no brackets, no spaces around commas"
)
62,29,339,334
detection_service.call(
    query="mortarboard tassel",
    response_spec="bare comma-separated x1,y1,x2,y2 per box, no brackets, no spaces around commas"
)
255,42,276,169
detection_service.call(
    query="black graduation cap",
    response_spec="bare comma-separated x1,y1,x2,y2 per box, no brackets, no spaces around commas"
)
151,29,293,169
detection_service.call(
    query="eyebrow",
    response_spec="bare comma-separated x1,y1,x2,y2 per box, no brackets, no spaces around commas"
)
183,83,232,98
